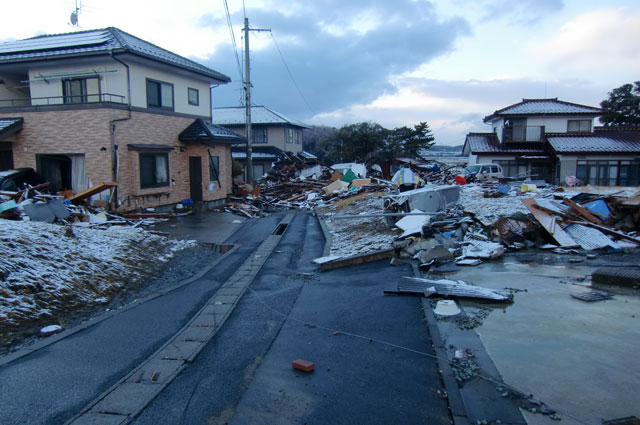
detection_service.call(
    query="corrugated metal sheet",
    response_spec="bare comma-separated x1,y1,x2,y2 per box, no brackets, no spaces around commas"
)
564,224,618,251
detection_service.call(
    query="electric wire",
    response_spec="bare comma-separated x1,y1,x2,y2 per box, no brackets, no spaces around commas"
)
245,285,593,425
223,0,244,86
270,33,321,124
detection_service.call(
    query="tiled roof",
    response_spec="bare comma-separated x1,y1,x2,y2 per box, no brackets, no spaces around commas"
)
484,98,601,122
231,145,287,160
0,28,230,82
0,117,23,139
464,133,547,154
179,119,244,144
548,131,640,153
213,106,308,128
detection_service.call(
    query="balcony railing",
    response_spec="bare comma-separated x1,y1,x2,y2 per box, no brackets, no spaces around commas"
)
502,125,545,142
0,93,126,108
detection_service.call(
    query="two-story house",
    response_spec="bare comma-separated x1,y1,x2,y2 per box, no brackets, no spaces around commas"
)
0,27,243,211
463,98,640,185
212,105,308,180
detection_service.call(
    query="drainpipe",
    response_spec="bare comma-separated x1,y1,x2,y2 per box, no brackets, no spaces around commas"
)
108,52,132,210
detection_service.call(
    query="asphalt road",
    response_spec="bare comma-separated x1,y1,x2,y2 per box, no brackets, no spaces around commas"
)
0,212,450,424
133,212,449,424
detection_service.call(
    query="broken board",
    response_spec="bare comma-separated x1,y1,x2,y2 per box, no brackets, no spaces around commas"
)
384,277,513,302
521,198,579,248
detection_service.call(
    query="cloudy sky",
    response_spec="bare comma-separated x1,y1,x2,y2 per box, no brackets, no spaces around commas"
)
1,0,639,145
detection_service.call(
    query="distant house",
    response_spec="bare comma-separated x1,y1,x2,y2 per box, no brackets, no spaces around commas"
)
463,98,640,185
0,27,242,211
212,105,309,180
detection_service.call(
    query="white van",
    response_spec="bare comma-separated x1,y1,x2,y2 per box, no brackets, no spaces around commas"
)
463,163,504,182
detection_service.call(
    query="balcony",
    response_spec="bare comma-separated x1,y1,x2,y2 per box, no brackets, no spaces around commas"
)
502,125,545,143
0,93,126,108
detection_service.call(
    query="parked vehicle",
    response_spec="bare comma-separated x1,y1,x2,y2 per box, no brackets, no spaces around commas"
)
462,163,504,182
0,168,46,192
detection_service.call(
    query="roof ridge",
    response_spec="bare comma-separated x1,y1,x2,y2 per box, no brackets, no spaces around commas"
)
25,27,111,40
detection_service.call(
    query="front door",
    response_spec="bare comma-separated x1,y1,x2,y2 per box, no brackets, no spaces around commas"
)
189,156,203,202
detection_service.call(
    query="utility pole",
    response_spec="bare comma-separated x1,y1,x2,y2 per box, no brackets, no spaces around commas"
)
242,18,270,184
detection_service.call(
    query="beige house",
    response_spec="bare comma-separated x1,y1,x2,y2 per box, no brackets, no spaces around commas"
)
213,106,309,180
0,27,242,211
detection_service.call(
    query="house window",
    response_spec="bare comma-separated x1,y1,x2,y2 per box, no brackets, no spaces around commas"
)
567,120,591,133
494,160,527,178
146,79,174,110
576,160,639,186
252,128,268,144
139,153,169,188
295,129,301,144
209,155,220,182
188,88,199,106
62,77,100,104
286,128,293,144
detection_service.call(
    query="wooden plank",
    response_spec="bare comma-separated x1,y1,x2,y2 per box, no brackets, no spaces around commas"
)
69,182,118,204
521,198,579,248
562,198,603,224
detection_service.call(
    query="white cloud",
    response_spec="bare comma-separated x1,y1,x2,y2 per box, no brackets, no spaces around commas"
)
531,8,640,78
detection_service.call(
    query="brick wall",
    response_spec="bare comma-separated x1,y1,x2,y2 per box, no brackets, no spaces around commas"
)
0,107,232,211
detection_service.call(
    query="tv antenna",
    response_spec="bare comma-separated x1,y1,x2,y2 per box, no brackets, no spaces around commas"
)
70,0,82,27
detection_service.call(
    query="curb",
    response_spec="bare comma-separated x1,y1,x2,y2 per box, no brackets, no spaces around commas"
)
64,214,295,425
413,261,470,425
316,212,333,257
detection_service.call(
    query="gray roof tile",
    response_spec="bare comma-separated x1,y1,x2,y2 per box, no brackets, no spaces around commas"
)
465,133,546,154
0,28,230,82
548,135,640,153
213,106,308,128
484,98,601,122
0,117,23,139
179,119,244,144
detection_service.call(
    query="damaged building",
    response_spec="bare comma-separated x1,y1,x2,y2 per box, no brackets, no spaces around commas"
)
0,27,242,211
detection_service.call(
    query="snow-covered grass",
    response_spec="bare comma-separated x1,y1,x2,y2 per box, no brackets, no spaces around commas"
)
0,220,195,340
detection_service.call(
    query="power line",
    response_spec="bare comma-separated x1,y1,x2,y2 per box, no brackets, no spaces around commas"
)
223,0,244,88
270,32,321,125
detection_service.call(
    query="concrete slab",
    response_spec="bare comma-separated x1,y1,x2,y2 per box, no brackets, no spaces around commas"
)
93,383,161,415
448,261,640,425
69,412,128,425
157,341,202,360
178,326,215,342
125,359,183,385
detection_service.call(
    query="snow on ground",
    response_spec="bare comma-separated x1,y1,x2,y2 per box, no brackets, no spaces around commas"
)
322,193,399,258
458,184,535,225
0,220,195,336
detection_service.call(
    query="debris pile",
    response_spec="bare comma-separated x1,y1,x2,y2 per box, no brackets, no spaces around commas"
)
0,181,187,227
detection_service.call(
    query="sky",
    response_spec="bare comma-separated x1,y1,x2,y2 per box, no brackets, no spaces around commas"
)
1,0,639,145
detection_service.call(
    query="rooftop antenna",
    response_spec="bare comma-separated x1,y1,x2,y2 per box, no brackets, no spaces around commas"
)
70,0,82,28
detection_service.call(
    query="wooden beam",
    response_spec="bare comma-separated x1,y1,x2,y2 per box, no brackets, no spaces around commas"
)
69,182,118,205
562,198,603,225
